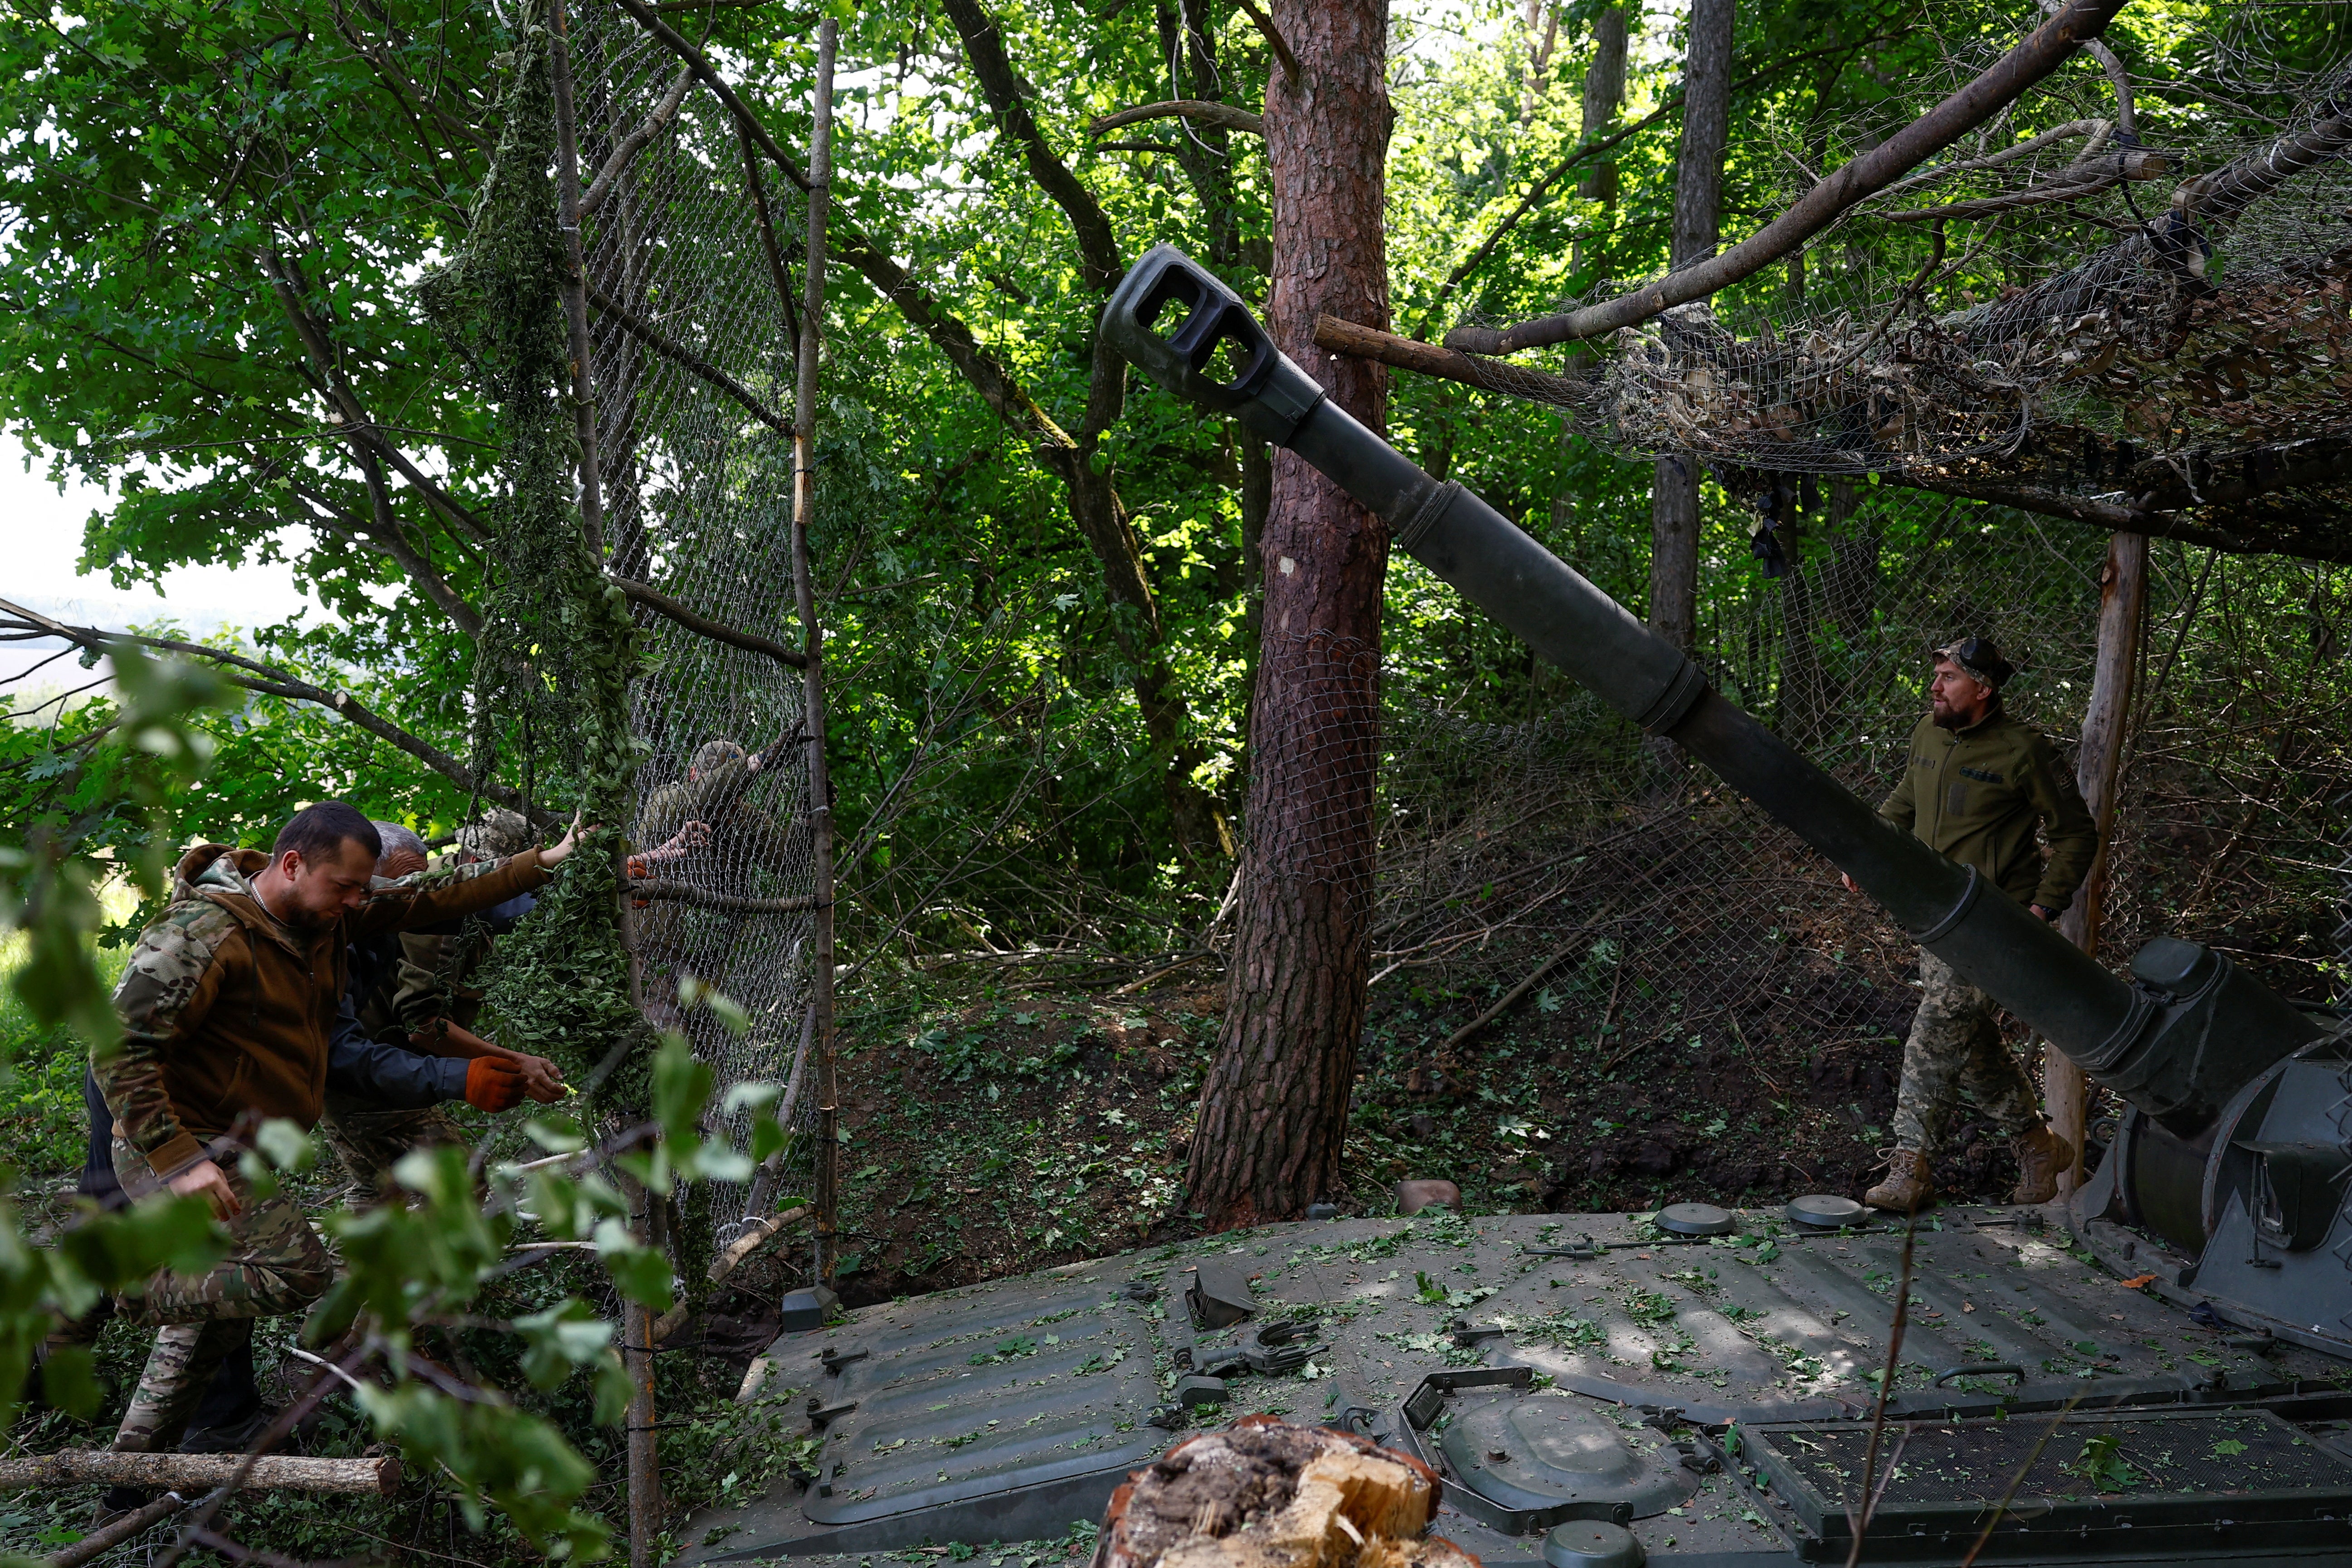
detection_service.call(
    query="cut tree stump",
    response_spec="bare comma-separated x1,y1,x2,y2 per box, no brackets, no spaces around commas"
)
1095,1418,1475,1568
0,1451,399,1496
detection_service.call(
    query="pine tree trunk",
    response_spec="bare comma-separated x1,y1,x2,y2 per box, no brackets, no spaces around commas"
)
1187,0,1392,1227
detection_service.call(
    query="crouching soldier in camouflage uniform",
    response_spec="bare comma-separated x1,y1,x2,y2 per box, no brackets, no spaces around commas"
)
94,800,582,1510
319,821,567,1197
1843,638,2099,1213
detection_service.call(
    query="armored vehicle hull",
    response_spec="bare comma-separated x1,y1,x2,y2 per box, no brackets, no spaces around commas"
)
686,1204,2352,1566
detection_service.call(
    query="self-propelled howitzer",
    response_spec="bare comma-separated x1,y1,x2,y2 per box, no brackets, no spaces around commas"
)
1102,245,2351,1353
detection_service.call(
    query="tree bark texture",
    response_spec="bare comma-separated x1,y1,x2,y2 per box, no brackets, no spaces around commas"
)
1189,0,1392,1227
0,1451,398,1495
1647,0,1733,654
1648,456,1700,651
1579,6,1629,205
2049,531,2149,1192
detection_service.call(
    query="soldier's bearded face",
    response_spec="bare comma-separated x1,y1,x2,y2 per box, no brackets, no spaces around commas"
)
278,838,379,928
1928,658,1990,729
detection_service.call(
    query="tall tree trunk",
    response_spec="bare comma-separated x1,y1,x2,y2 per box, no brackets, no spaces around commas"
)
1576,5,1628,238
1647,0,1734,653
1188,0,1392,1227
1519,0,1561,128
2050,531,2149,1193
1648,458,1699,650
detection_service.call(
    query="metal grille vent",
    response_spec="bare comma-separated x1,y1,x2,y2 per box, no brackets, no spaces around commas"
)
1744,1408,2352,1558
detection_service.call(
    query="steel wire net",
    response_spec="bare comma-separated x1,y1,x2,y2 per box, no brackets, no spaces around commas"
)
1439,2,2352,544
1363,480,2350,1198
570,4,821,1221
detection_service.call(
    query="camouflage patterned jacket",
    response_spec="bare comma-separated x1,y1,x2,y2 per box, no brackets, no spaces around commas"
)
101,842,552,1175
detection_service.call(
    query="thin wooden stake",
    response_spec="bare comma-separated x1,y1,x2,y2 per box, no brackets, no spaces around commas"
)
44,1490,188,1568
2048,530,2149,1191
793,15,841,1286
622,1174,659,1568
1844,1209,1919,1568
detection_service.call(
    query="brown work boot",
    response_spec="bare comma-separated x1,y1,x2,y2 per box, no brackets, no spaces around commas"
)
1863,1148,1937,1214
2011,1123,2075,1205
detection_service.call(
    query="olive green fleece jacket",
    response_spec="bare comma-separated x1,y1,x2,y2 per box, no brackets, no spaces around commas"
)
1878,706,2099,912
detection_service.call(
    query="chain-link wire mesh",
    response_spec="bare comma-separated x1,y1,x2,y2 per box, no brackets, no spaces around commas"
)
568,3,819,1234
1249,630,1384,916
1369,483,2350,1156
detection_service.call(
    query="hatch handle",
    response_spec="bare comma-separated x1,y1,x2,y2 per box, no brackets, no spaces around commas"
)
1933,1363,2025,1387
820,1345,870,1373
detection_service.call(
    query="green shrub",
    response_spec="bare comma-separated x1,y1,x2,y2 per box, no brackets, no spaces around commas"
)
0,934,126,1176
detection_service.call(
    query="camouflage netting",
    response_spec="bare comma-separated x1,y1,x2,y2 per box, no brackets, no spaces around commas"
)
570,0,828,1249
1445,8,2352,561
423,0,832,1269
422,6,659,1121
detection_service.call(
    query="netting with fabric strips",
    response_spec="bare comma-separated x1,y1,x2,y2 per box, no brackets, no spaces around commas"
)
1437,5,2352,560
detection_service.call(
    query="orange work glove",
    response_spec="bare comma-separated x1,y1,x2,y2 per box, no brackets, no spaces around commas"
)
464,1055,526,1113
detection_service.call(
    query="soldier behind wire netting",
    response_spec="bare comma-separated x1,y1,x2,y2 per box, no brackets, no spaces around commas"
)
630,735,804,1028
1842,637,2096,1213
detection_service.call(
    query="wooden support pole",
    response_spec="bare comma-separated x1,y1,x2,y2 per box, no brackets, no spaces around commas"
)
794,15,841,1289
622,1174,660,1568
0,1452,398,1496
2048,530,2150,1192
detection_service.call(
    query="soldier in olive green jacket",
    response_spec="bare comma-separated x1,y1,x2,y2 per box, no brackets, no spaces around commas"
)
1846,638,2098,1213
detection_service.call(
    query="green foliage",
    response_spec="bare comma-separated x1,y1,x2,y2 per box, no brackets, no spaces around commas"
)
2065,1432,2141,1492
479,840,658,1114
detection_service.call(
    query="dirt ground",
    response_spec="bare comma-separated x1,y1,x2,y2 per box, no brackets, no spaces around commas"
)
825,938,2047,1307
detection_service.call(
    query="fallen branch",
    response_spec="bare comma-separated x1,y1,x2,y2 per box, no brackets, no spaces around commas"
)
1437,906,1656,1056
1108,950,1215,997
1873,117,2109,201
584,279,791,433
1313,315,1587,401
608,575,808,667
582,63,695,216
0,599,556,826
626,878,818,914
0,1453,397,1496
45,1491,190,1568
1444,0,2132,352
1885,149,2166,222
651,1204,812,1344
1089,100,1264,138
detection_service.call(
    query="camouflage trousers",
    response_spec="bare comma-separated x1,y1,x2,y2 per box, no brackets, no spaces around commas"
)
1889,950,2046,1159
108,1140,333,1454
319,1093,469,1200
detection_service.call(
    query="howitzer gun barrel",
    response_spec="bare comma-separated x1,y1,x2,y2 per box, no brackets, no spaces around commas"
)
1104,246,2317,1137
